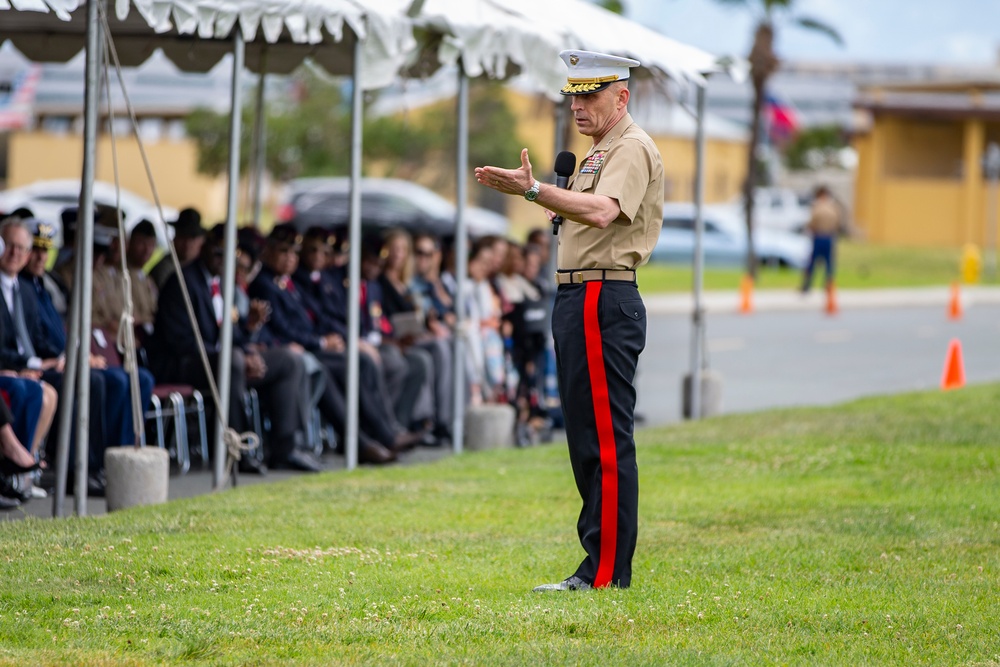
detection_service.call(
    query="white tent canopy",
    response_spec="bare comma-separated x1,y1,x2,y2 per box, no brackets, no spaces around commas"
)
0,0,415,88
405,0,565,93
405,0,727,100
488,0,726,88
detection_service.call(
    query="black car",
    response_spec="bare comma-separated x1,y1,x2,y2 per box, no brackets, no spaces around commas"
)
276,177,508,238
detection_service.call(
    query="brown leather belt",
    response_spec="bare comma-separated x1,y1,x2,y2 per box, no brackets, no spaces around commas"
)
555,269,636,285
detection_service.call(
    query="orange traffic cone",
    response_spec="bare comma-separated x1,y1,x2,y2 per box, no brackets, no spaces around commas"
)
948,281,962,320
825,282,839,316
739,274,753,314
940,338,966,390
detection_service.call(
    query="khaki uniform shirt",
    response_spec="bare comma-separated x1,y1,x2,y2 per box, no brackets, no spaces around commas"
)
557,113,665,271
807,196,841,236
129,267,158,326
92,263,125,333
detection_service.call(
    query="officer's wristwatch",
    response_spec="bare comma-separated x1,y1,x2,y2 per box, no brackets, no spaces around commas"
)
524,180,541,201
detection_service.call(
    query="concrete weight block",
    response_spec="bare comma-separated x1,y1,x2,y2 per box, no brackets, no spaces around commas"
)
682,370,723,419
104,447,170,512
464,403,516,451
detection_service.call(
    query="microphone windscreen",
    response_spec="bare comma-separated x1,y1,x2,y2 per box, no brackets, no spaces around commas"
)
554,151,577,177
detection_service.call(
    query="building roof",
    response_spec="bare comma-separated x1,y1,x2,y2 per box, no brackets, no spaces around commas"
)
854,78,1000,121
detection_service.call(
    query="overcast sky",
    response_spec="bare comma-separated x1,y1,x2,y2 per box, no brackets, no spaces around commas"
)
626,0,1000,65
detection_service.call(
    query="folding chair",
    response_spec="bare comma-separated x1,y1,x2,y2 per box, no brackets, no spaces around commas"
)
146,384,208,475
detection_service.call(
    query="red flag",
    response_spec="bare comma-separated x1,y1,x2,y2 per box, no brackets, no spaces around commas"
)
765,93,799,143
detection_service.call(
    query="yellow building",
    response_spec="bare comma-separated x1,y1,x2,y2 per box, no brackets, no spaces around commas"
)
8,126,232,223
853,80,1000,248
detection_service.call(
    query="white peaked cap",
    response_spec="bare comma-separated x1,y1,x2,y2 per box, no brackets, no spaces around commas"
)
559,50,641,95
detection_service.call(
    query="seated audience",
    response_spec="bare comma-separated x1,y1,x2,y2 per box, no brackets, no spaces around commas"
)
150,224,315,473
249,224,420,462
367,230,453,444
312,229,430,438
463,238,507,403
496,243,549,444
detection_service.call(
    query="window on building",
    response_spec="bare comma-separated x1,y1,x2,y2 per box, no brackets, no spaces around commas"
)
40,116,73,135
883,118,963,180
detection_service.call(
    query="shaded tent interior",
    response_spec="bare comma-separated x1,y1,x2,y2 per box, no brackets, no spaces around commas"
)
2,0,731,514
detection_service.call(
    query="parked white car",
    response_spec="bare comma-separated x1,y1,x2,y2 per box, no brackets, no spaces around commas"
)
720,187,812,234
651,202,811,269
0,180,178,248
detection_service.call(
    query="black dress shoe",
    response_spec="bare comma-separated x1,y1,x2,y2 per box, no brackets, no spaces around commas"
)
390,430,422,453
359,441,396,465
237,456,268,475
533,575,593,592
87,473,106,498
271,449,323,473
0,494,20,510
61,471,106,497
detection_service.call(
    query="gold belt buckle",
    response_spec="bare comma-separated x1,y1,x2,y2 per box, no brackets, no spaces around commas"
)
574,271,585,283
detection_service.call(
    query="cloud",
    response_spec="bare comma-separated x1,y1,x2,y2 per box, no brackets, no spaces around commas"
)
938,33,996,63
625,0,1000,64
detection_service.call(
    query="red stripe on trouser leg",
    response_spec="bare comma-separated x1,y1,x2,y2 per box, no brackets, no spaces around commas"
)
583,281,618,588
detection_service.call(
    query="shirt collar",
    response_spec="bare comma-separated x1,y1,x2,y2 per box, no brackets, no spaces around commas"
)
589,112,634,156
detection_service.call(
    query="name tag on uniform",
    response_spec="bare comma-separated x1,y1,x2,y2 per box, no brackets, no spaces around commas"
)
580,151,607,174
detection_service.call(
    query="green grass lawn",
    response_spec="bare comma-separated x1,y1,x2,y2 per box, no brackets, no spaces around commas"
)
3,384,1000,666
637,241,986,294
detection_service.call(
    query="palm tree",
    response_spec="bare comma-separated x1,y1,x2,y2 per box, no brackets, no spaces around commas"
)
716,0,842,277
596,0,626,12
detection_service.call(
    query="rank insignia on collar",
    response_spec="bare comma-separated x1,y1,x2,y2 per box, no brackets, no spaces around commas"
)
580,151,607,174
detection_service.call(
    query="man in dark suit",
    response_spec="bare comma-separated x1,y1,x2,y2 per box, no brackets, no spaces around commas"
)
249,225,419,463
149,207,206,290
149,225,317,473
0,218,112,495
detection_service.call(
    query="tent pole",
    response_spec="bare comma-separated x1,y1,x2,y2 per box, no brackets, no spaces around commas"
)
689,82,707,420
214,29,244,487
250,52,268,228
63,0,103,516
52,253,80,516
451,66,470,454
345,37,364,471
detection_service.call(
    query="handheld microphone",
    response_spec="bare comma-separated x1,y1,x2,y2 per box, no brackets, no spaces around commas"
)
551,150,576,235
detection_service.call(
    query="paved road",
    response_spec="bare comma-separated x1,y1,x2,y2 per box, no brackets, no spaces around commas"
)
637,290,1000,425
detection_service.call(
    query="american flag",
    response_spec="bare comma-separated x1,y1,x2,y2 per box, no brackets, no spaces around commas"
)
0,64,41,131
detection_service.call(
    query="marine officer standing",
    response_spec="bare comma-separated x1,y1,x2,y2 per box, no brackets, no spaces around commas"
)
476,50,664,591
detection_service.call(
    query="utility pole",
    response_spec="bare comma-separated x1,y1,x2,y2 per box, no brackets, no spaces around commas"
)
983,142,1000,281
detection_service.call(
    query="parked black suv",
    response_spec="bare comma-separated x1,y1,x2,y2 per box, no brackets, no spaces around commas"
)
276,177,508,238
